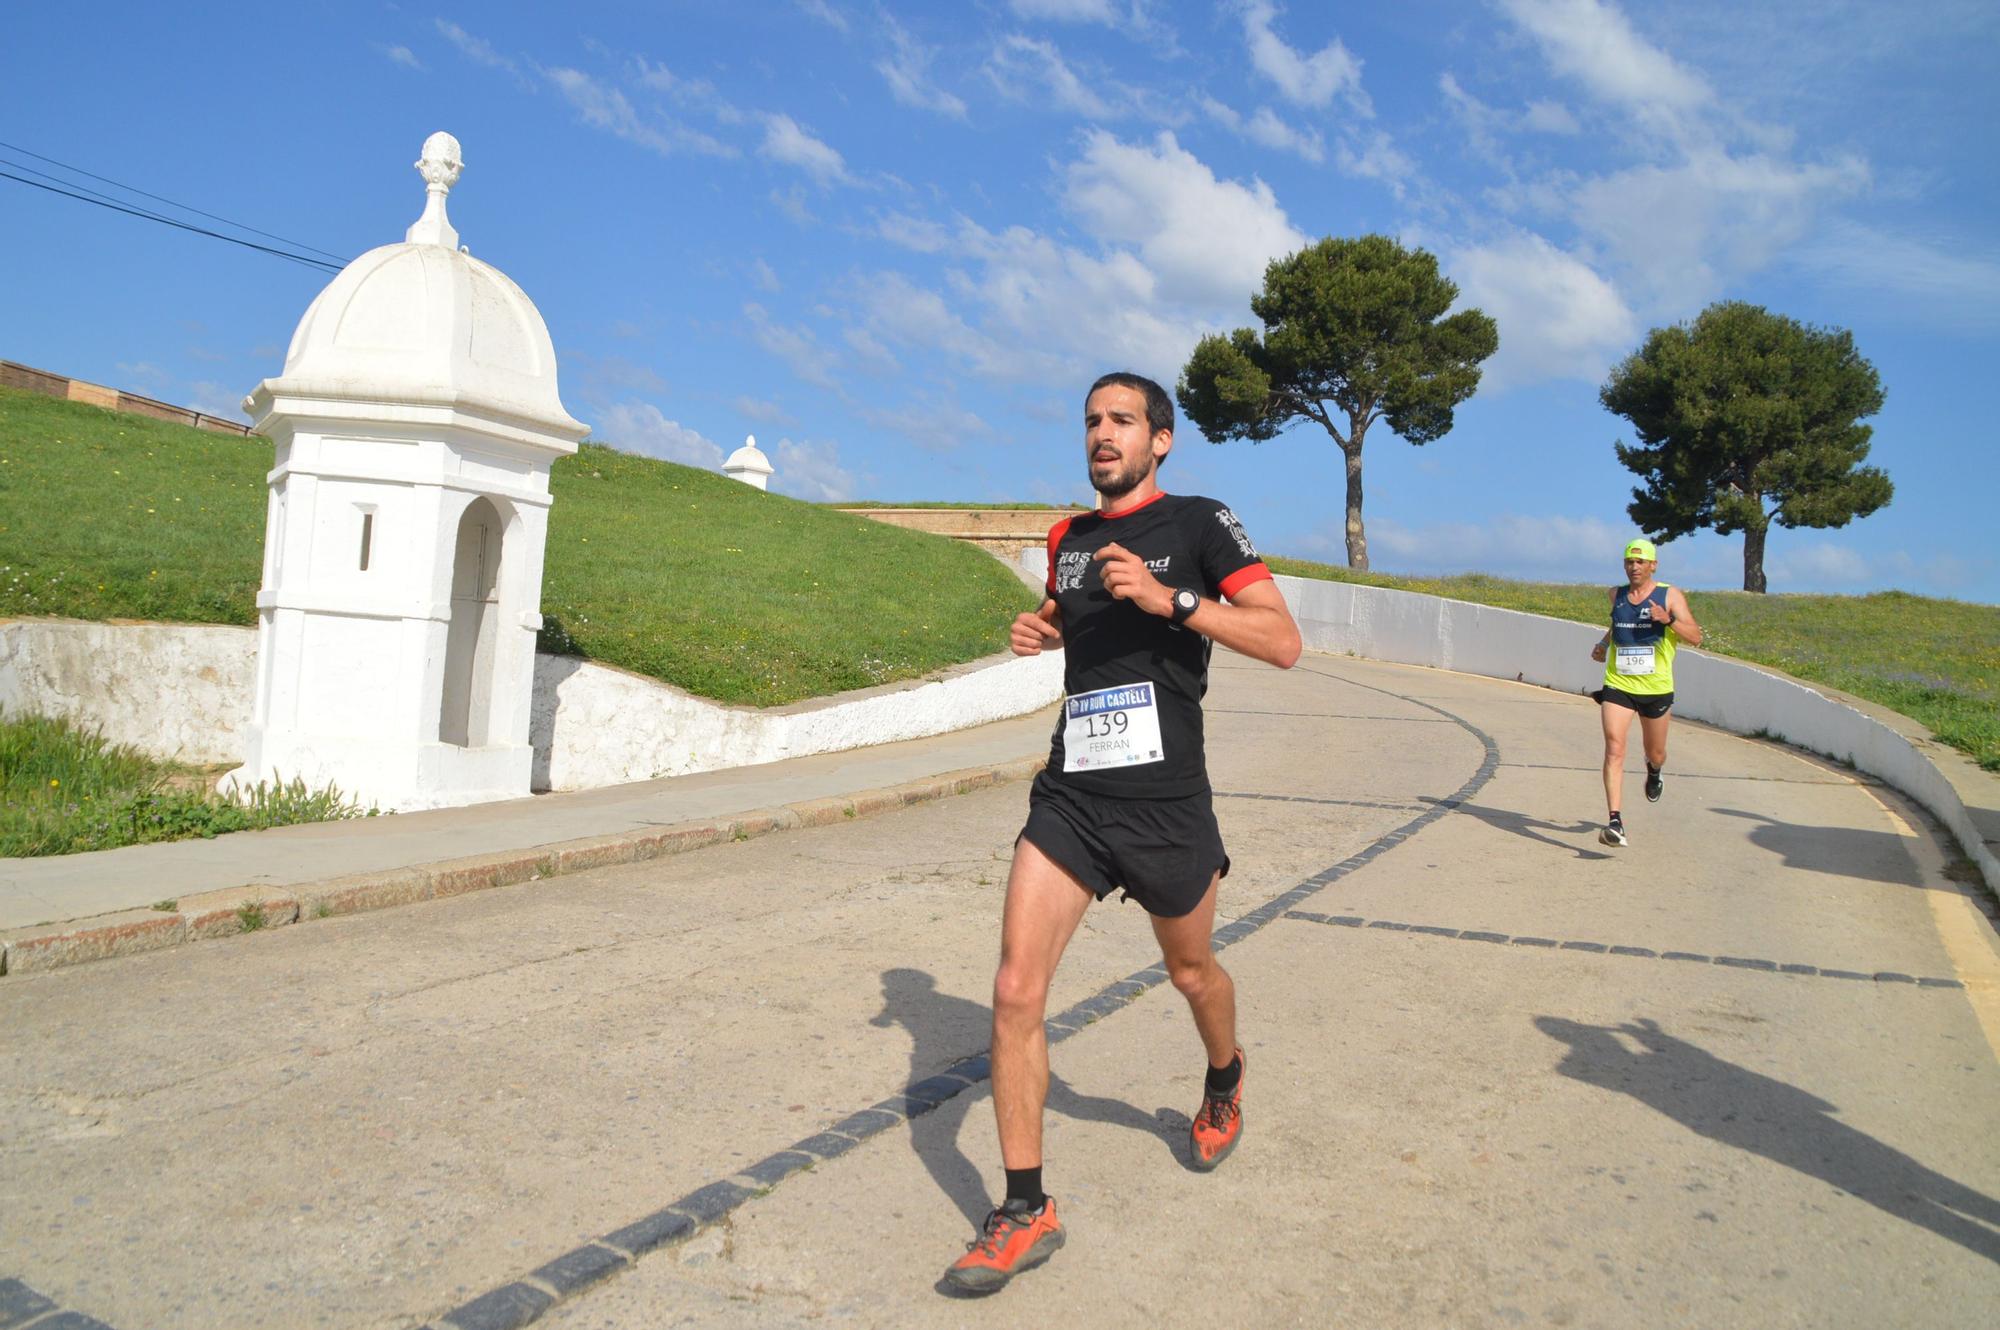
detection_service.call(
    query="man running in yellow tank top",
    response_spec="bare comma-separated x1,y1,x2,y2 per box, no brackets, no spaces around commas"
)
1588,538,1702,846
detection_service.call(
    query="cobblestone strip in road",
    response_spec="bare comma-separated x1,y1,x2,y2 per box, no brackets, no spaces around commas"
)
411,674,1502,1330
1281,910,1966,989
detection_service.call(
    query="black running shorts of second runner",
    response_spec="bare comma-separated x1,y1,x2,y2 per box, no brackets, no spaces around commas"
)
1018,769,1229,918
1594,684,1674,720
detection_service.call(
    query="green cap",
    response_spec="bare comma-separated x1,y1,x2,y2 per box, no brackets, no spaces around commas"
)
1623,538,1657,562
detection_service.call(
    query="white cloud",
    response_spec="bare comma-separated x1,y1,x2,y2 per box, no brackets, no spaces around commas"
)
597,402,724,467
1793,220,2000,328
571,353,667,395
1450,230,1636,385
631,57,742,124
1496,0,1710,128
877,211,953,253
545,67,736,159
1063,130,1306,307
841,133,1307,393
1335,512,1630,581
985,35,1120,119
1571,149,1868,311
744,302,840,388
384,45,422,71
760,114,852,186
187,381,250,423
1240,1,1368,113
750,258,781,293
434,19,518,76
1010,0,1120,20
116,361,169,387
1765,542,1974,595
853,269,1053,381
842,326,902,376
735,396,798,427
772,438,859,502
795,0,848,31
1522,99,1580,135
1334,130,1418,198
855,397,993,448
1203,98,1324,162
878,16,967,118
770,186,815,225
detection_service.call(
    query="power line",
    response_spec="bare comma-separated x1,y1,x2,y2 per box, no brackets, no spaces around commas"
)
0,170,345,274
0,137,350,263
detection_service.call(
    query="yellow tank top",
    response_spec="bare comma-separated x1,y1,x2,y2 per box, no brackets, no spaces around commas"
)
1603,583,1676,695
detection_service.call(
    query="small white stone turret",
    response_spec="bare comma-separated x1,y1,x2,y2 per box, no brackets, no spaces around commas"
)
227,132,588,811
723,435,774,490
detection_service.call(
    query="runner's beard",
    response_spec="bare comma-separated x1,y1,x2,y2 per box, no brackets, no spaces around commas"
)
1091,450,1152,501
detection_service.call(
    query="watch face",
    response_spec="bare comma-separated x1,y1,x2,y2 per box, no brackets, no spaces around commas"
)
1177,589,1198,610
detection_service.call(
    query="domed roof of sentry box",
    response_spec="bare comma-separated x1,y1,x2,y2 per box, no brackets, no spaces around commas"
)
249,132,587,445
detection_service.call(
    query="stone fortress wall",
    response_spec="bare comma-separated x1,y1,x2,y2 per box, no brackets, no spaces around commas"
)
1,359,255,437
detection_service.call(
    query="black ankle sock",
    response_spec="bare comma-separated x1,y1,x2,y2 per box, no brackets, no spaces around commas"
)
1647,764,1661,776
1204,1052,1242,1095
1003,1167,1044,1213
1609,810,1624,825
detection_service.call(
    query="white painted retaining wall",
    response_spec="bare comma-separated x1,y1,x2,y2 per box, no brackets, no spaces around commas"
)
1016,549,1999,894
0,621,1062,796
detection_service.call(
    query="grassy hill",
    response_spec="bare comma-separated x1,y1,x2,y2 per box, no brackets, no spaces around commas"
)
2,386,1992,769
1269,558,1999,772
0,387,1036,706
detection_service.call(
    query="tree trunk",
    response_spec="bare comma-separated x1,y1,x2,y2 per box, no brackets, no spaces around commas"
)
1742,522,1768,593
1344,442,1368,570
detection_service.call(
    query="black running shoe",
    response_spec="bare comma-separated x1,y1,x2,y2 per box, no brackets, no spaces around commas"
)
1599,815,1627,847
1645,767,1663,802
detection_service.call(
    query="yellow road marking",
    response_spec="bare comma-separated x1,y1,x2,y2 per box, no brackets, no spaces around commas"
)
1858,784,2000,1064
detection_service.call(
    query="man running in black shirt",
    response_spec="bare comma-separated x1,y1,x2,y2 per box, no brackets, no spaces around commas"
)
943,372,1302,1294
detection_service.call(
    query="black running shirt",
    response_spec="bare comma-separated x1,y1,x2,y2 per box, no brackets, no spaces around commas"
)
1042,492,1272,798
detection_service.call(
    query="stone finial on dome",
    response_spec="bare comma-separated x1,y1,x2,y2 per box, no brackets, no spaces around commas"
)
406,131,464,249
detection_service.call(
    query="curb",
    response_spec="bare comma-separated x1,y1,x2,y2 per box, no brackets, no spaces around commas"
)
0,755,1045,980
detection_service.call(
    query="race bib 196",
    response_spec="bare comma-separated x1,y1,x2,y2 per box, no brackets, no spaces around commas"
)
1062,682,1165,772
1614,644,1656,677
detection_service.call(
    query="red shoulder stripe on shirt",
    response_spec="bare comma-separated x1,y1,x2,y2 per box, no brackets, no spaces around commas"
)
1044,515,1076,595
1219,563,1274,600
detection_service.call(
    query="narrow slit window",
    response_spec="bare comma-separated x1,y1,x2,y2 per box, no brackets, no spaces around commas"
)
358,512,374,571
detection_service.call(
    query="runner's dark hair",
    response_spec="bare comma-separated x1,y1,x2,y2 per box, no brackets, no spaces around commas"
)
1088,371,1174,437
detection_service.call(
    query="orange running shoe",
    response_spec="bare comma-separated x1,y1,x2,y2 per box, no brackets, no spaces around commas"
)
942,1197,1064,1294
1189,1047,1245,1171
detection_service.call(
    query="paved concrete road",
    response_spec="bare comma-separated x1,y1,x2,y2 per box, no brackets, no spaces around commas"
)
2,652,1995,1329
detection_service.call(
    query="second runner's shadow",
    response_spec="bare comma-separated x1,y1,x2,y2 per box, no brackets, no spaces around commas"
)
1535,1015,2000,1264
1420,796,1613,860
872,967,1185,1224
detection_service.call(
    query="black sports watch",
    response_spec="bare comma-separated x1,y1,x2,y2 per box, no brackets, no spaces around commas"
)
1170,587,1201,625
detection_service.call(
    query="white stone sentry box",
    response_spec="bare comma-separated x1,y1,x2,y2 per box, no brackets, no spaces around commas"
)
225,132,589,811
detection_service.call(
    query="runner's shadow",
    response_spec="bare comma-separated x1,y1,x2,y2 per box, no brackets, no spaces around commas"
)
1420,797,1613,860
1535,1015,2000,1264
872,968,1184,1225
1710,807,1925,888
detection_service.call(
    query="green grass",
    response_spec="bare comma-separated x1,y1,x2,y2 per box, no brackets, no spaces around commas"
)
1270,558,2000,772
538,445,1036,705
0,710,370,856
0,388,269,624
1,387,1038,706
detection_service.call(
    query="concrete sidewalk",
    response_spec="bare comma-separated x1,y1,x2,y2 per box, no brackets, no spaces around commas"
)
0,705,1058,973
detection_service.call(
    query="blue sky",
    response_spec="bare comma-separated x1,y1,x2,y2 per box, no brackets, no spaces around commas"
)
4,1,1996,601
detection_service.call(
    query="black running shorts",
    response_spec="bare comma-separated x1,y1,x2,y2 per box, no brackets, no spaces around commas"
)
1595,685,1674,720
1018,769,1229,919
